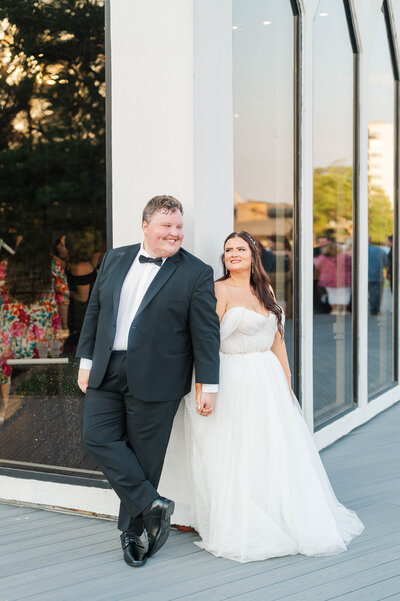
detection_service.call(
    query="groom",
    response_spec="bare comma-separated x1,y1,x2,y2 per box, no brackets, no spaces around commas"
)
77,195,220,567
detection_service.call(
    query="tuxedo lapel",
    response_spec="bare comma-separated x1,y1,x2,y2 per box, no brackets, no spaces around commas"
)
133,252,180,322
112,244,140,319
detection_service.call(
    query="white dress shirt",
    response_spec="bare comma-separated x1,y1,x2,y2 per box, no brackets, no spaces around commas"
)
113,244,165,350
80,243,217,393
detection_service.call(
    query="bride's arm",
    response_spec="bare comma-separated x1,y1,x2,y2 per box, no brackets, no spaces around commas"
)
271,331,293,401
194,281,226,416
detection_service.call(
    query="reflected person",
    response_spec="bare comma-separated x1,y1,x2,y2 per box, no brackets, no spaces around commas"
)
313,234,332,314
62,231,98,348
0,231,69,414
314,243,351,315
368,236,387,316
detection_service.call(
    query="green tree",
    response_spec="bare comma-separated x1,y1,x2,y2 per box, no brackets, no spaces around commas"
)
0,0,106,241
313,166,353,242
313,165,393,246
368,184,393,245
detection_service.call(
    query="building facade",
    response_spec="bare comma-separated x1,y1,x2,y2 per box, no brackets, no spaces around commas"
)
0,0,399,516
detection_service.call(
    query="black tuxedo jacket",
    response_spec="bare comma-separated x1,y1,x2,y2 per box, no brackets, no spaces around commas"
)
76,244,220,402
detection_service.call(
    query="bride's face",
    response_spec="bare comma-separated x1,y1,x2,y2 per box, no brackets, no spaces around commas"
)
224,237,252,274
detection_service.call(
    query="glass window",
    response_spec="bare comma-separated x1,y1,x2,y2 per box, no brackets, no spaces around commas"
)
0,0,106,479
233,0,295,376
367,4,396,398
313,0,355,427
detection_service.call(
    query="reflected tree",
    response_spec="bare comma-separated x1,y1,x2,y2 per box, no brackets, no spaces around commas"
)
313,165,393,245
368,184,393,245
313,166,353,242
0,0,105,239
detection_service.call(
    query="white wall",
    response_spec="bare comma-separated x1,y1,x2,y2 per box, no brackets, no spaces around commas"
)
193,0,234,272
110,0,196,248
110,0,233,272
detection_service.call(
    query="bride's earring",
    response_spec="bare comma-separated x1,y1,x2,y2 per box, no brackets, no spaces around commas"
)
251,263,254,275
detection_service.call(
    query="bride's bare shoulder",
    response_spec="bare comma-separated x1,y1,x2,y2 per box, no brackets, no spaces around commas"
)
214,280,230,295
214,279,227,289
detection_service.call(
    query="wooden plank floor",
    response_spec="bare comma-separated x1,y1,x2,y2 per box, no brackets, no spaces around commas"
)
1,402,399,601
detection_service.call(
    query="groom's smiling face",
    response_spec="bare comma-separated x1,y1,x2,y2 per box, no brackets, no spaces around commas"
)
142,209,184,258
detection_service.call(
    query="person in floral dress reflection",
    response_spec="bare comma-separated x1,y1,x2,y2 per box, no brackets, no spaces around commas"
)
0,231,69,411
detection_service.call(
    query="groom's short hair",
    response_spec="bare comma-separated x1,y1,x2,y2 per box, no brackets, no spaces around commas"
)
142,195,183,223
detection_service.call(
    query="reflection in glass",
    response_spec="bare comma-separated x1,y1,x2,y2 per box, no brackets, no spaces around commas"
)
313,0,355,427
0,1,106,477
233,0,295,375
367,6,396,398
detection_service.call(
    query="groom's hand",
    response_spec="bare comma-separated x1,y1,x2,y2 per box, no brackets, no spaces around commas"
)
78,368,90,394
196,389,215,417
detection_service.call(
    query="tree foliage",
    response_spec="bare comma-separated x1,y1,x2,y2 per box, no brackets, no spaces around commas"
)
368,184,393,245
313,165,393,245
313,166,353,242
0,0,106,243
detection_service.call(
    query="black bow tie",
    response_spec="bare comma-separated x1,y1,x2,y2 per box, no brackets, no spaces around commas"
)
138,254,163,267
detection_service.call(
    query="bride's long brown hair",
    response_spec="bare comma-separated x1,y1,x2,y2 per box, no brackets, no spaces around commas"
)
217,231,284,338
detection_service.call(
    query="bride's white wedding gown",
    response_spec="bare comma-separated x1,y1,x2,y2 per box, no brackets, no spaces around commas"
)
159,306,364,563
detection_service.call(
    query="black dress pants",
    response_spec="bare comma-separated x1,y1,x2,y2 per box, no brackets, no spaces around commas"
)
83,351,180,533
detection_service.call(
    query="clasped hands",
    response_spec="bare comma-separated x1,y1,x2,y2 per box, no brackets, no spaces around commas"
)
78,371,216,416
195,383,215,417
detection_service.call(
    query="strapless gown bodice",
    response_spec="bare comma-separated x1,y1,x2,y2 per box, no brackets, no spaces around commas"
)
220,306,278,354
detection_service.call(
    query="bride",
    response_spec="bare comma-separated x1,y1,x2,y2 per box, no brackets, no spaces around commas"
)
160,231,364,563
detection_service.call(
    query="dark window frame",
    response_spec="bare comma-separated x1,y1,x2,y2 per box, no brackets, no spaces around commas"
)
291,0,303,401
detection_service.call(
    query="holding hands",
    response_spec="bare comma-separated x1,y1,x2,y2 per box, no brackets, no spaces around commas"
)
195,383,215,417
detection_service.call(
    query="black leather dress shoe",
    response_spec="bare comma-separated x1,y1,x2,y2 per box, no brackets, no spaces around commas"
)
120,531,149,567
142,496,175,557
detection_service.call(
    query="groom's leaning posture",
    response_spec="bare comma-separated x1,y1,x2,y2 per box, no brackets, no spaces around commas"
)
76,196,220,567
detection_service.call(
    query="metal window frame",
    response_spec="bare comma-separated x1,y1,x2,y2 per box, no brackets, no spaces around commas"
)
343,0,361,409
383,0,400,388
105,0,113,250
290,0,303,401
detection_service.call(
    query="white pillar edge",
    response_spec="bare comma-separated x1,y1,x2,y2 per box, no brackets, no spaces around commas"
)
0,477,119,519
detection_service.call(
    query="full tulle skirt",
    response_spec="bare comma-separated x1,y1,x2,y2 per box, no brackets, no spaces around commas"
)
160,349,364,563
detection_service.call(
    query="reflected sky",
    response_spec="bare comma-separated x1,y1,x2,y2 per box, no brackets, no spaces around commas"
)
233,0,293,204
313,0,353,168
368,9,394,123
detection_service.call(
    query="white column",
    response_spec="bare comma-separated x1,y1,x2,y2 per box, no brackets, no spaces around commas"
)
193,0,234,272
299,0,320,432
110,0,195,247
110,0,233,270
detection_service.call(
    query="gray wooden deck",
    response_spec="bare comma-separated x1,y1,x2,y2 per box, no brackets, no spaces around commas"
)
1,402,400,601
